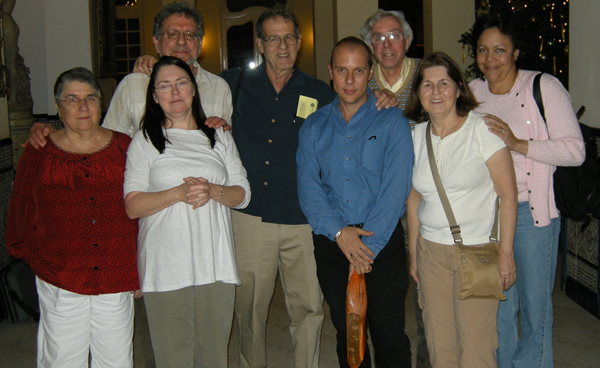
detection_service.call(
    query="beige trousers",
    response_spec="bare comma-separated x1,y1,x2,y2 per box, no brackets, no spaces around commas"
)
232,211,324,368
417,237,499,368
143,283,235,368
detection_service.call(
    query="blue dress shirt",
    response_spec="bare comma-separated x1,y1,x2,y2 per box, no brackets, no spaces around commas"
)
297,91,414,257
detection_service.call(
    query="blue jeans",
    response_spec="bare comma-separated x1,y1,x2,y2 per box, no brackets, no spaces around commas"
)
497,202,561,368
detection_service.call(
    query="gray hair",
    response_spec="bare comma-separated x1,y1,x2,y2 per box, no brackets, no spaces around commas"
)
256,8,300,40
54,67,101,102
360,9,413,48
153,1,204,40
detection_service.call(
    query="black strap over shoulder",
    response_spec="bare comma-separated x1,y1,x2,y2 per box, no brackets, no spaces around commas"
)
533,73,546,123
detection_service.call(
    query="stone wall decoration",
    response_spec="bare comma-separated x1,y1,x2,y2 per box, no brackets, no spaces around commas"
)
0,0,6,99
3,0,32,118
0,138,14,270
3,0,36,167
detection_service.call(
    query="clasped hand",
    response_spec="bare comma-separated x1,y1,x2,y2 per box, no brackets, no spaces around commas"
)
336,227,375,276
179,177,216,209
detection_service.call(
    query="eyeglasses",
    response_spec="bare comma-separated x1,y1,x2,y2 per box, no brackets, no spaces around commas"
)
154,79,192,94
158,30,200,41
260,34,298,47
59,95,100,106
371,31,404,45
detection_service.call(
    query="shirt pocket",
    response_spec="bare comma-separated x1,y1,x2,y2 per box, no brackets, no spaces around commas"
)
360,138,384,173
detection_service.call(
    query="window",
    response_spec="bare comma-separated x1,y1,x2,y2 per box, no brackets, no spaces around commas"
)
116,1,144,81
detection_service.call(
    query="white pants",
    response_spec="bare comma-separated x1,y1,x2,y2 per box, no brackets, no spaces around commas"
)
36,277,134,368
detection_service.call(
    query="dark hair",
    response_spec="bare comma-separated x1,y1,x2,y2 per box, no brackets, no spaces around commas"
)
470,13,529,78
141,56,212,154
405,52,479,123
359,9,413,48
54,67,101,102
153,1,204,40
329,36,373,70
256,8,300,40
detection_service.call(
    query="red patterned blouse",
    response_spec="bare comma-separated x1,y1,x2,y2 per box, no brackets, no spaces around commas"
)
6,132,139,295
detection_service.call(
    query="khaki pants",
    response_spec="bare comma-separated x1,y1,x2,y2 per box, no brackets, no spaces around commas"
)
417,237,499,368
144,283,235,368
232,211,324,368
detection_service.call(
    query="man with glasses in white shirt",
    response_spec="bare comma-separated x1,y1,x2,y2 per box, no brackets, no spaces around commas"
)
27,1,230,147
102,1,231,136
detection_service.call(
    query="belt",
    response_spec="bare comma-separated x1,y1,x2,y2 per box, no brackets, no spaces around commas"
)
348,223,364,229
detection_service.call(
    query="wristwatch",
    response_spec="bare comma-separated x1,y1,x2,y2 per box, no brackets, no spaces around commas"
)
334,228,343,240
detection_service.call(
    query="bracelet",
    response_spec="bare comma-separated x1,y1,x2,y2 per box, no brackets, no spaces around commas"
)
217,186,224,200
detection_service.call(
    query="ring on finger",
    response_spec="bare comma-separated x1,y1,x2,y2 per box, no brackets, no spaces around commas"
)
499,128,504,133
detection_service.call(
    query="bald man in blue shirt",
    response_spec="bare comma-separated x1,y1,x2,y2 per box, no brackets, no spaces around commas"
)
297,37,413,367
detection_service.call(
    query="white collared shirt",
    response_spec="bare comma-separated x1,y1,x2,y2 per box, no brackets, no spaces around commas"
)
377,57,413,93
103,61,232,137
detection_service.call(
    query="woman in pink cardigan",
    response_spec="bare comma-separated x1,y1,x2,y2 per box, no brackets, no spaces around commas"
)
468,14,584,368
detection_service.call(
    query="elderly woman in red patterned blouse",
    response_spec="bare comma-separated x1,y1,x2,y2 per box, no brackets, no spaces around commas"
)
6,67,140,367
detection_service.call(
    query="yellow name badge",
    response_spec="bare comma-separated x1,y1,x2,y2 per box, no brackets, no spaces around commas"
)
296,96,319,120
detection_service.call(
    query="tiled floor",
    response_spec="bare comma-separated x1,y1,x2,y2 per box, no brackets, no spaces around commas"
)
2,276,600,368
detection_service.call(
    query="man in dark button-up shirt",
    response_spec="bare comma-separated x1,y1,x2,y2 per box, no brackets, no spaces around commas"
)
220,9,334,368
297,37,413,367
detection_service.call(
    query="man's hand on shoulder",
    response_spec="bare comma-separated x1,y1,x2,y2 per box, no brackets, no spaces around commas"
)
25,122,54,149
373,88,400,110
205,116,231,132
133,55,159,76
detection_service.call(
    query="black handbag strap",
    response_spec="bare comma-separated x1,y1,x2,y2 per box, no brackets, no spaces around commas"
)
425,122,500,247
533,72,546,123
533,72,586,129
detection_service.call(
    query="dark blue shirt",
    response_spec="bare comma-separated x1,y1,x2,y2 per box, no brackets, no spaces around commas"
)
221,64,335,225
296,91,414,257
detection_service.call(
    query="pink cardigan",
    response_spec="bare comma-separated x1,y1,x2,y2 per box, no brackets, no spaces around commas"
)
470,70,584,227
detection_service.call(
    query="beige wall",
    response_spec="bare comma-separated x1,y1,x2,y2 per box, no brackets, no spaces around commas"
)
44,0,93,114
313,0,378,83
569,1,599,128
14,0,93,114
291,0,317,76
335,0,378,39
195,0,222,75
314,0,335,82
424,0,474,76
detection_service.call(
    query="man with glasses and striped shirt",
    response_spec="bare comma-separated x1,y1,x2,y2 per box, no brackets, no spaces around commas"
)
360,10,422,112
360,9,430,368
